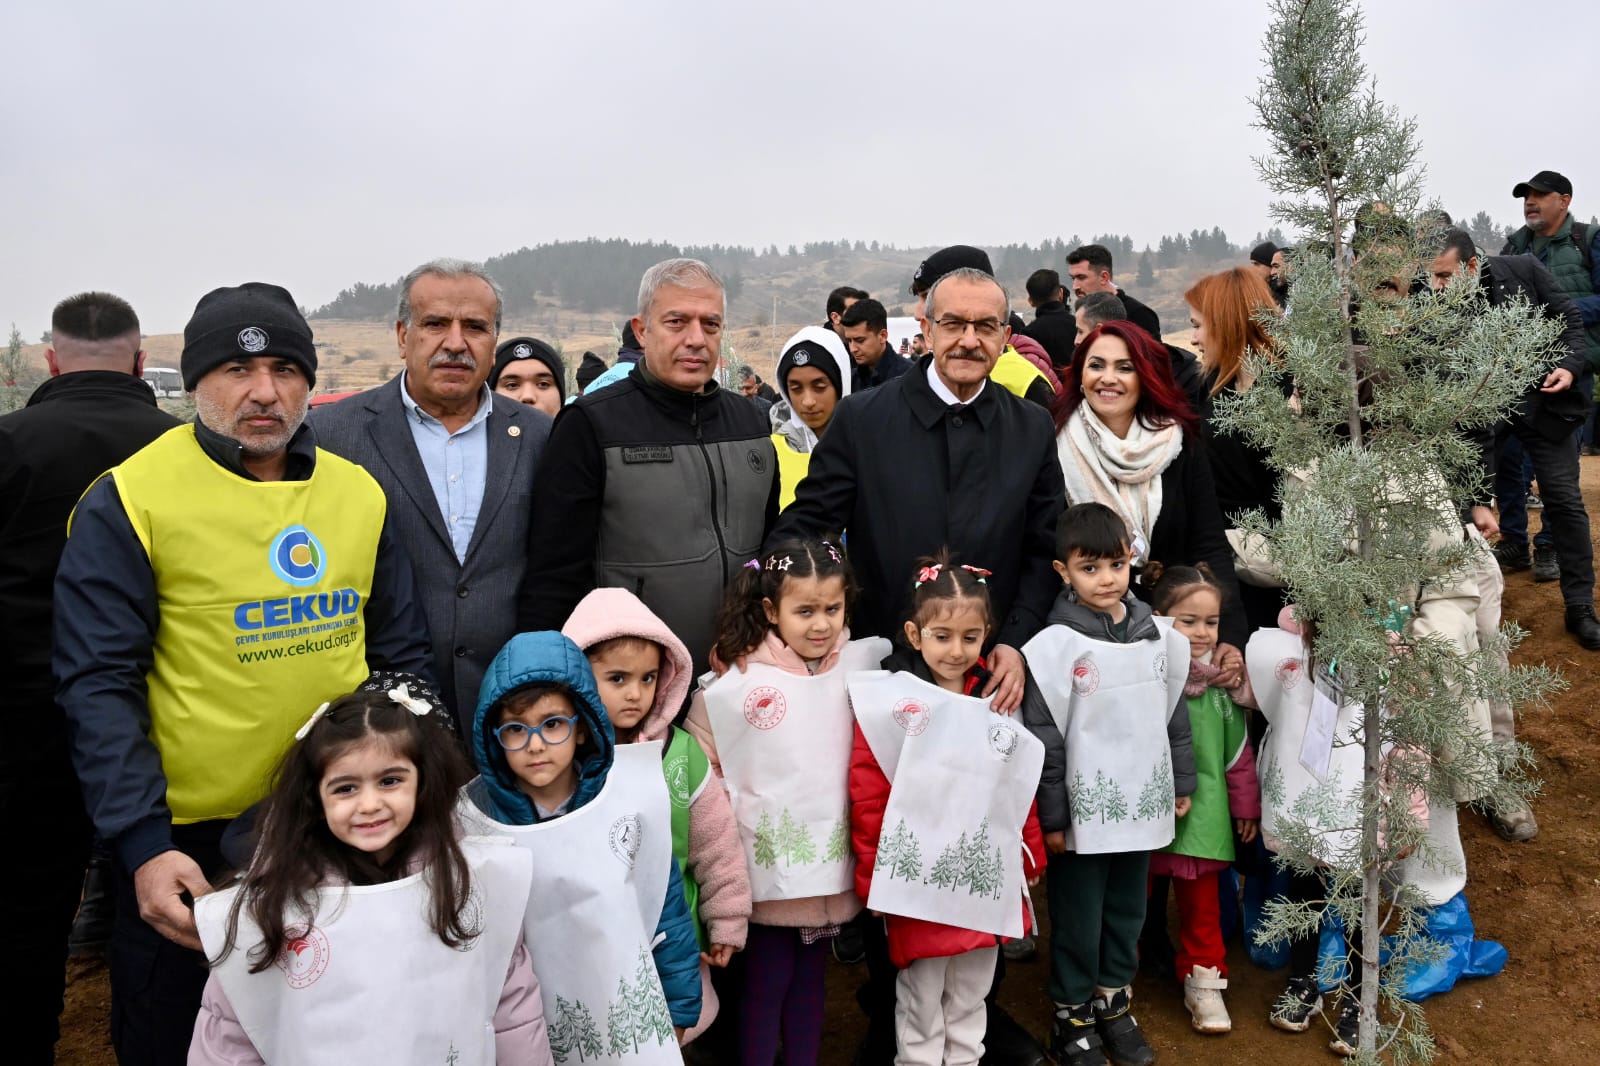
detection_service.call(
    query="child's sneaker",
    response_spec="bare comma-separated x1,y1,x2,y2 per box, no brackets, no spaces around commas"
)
1049,1002,1108,1066
1182,965,1231,1034
1092,986,1155,1066
1327,998,1360,1057
1268,975,1323,1033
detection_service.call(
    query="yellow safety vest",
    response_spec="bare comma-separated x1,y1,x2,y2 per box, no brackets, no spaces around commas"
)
991,348,1052,400
772,433,813,512
110,425,386,823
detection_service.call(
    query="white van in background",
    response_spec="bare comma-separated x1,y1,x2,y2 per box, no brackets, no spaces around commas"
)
142,367,183,398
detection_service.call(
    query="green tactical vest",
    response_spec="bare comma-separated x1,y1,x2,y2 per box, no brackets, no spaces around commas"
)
1505,218,1600,370
662,726,711,948
1162,687,1250,863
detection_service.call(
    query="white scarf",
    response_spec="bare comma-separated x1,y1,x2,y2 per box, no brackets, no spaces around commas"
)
1058,406,1183,563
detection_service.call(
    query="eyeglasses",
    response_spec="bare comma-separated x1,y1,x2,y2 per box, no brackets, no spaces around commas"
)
493,714,579,750
933,316,1005,341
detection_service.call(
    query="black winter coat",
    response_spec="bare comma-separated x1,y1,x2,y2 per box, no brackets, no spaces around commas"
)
1482,255,1590,440
772,357,1065,649
1117,288,1163,340
1018,302,1078,370
0,372,178,702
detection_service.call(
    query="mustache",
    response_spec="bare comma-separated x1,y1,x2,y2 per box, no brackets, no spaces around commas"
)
428,351,478,369
236,405,285,422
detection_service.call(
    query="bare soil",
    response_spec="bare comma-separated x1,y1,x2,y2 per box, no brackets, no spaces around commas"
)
56,464,1600,1065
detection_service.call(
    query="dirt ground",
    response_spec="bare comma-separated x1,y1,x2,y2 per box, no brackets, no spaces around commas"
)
55,466,1600,1065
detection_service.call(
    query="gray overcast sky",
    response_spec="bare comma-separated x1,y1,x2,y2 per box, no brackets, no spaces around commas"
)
2,0,1595,338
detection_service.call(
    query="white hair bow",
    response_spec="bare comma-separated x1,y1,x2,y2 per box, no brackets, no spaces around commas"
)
294,702,332,741
387,683,432,718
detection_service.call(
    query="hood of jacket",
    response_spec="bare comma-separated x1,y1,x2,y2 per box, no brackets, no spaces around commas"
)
1046,587,1159,642
470,631,616,824
769,325,852,453
560,587,693,742
747,626,853,676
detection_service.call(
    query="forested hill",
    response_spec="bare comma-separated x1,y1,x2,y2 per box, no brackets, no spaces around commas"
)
308,212,1517,329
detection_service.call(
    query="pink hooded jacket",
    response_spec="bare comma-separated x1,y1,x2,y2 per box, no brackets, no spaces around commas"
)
685,628,866,929
561,588,752,951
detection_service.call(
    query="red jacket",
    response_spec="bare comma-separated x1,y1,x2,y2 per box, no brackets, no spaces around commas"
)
849,665,1045,969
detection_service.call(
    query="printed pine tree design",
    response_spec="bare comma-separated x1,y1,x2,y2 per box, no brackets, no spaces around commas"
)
445,1044,458,1066
923,820,1005,899
603,947,674,1056
1069,769,1099,824
548,995,603,1063
1099,775,1130,823
822,814,850,862
752,811,778,868
779,809,818,866
925,832,967,890
1260,758,1287,810
874,818,924,881
1135,752,1174,821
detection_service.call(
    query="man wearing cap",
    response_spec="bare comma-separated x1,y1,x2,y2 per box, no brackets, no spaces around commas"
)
1065,243,1163,339
311,259,551,729
1496,171,1600,583
1249,241,1290,309
516,257,777,676
575,351,609,396
910,245,1055,408
53,283,432,1065
490,335,565,417
773,266,1064,1066
0,292,178,1062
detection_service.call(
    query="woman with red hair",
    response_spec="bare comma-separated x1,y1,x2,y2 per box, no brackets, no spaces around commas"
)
1184,267,1288,634
1052,321,1247,666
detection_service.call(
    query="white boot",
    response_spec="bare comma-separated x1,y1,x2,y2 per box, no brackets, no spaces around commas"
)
1183,965,1231,1033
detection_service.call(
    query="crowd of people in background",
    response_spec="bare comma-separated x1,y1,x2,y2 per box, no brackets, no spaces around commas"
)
2,166,1596,1066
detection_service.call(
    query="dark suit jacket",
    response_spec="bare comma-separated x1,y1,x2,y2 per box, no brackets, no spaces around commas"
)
311,374,551,729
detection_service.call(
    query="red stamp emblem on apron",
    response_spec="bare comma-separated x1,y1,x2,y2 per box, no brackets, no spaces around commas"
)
1071,654,1100,696
892,698,930,735
1275,657,1303,690
744,686,787,729
279,926,330,989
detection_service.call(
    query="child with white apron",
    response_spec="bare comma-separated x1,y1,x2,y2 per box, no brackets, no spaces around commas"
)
191,686,552,1066
685,537,888,1066
562,588,752,1044
848,555,1045,1066
1143,563,1262,1036
1249,607,1435,1058
1020,504,1194,1066
458,631,702,1066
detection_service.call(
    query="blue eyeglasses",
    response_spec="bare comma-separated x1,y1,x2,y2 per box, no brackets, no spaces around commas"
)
493,714,579,751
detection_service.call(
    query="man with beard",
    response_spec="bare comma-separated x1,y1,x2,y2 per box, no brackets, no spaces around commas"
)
1066,243,1162,339
1250,241,1290,309
53,283,432,1066
312,260,552,728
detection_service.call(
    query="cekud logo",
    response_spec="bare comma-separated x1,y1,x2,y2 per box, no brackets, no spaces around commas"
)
270,525,326,588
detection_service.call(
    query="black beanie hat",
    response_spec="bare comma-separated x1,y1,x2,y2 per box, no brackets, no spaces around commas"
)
180,282,316,390
778,340,844,398
576,352,608,390
910,244,994,296
491,336,565,402
1250,241,1279,266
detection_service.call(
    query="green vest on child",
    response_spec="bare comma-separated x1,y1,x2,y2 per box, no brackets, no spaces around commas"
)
1163,687,1249,863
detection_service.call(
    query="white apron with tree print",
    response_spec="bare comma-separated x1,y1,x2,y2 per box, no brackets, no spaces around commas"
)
1400,797,1467,906
702,637,890,901
849,670,1044,937
1023,620,1189,854
1246,627,1367,867
194,837,532,1066
456,742,682,1065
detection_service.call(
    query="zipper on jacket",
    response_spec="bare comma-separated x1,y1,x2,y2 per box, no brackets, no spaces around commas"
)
690,398,730,587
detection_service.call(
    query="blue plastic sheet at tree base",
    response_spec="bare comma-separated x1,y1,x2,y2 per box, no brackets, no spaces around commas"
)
1314,891,1507,1002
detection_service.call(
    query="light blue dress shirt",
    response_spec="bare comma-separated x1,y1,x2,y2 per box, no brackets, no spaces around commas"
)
399,372,493,562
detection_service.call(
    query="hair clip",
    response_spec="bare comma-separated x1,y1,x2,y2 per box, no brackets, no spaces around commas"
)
387,684,433,718
915,563,943,588
822,541,843,564
294,701,332,741
765,555,794,572
743,559,761,571
960,564,992,584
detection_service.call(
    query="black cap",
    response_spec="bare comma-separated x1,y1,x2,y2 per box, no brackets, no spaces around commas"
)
575,352,608,390
1250,241,1279,266
910,245,994,295
490,336,565,403
180,282,316,391
1512,171,1572,199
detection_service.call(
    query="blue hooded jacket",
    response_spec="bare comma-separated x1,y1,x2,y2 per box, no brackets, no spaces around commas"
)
468,631,702,1026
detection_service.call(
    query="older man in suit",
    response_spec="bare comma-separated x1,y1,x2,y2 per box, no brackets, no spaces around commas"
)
312,258,551,729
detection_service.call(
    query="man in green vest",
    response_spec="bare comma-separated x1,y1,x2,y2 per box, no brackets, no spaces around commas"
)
1496,170,1600,584
53,283,433,1066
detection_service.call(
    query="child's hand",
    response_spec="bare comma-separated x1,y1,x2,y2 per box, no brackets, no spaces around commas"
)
1235,817,1259,843
675,1026,688,1046
1212,644,1244,688
1174,796,1192,818
1044,830,1067,854
701,944,735,968
1027,875,1041,888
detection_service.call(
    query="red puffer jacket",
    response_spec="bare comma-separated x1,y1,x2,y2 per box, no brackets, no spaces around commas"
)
849,668,1045,969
